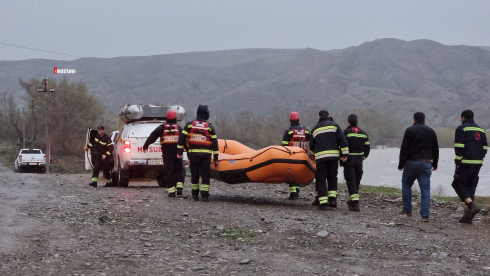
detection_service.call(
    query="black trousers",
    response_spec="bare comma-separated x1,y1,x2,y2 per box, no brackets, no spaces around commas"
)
343,156,363,201
315,159,339,204
452,164,481,202
189,153,211,196
163,153,183,193
91,153,111,183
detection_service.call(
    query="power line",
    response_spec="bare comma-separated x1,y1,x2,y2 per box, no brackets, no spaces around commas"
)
0,42,81,58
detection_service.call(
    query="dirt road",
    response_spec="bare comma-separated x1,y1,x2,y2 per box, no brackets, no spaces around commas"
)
1,163,490,276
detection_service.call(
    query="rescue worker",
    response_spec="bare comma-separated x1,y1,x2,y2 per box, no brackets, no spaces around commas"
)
452,110,487,223
177,105,219,202
282,111,311,200
143,110,184,197
84,125,114,188
310,110,349,210
342,114,370,212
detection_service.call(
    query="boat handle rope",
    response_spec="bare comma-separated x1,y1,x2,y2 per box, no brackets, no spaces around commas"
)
224,146,304,162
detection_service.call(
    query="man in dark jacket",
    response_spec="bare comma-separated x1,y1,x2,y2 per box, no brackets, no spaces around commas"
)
310,110,349,210
84,125,114,188
452,110,487,223
342,114,370,212
143,110,183,197
398,112,439,222
282,111,311,200
177,105,219,202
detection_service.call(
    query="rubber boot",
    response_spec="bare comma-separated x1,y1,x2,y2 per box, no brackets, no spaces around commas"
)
177,188,183,197
168,192,176,198
89,182,97,188
319,204,332,211
328,197,337,208
466,201,481,221
289,192,299,200
349,200,360,212
201,191,209,202
312,197,320,206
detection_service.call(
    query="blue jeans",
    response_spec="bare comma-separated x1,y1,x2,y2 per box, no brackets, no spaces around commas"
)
401,160,432,217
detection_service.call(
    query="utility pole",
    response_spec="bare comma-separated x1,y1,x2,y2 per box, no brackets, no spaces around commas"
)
18,106,28,149
38,78,54,174
28,99,35,149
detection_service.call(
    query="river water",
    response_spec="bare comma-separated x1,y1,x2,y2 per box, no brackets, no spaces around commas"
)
338,148,490,197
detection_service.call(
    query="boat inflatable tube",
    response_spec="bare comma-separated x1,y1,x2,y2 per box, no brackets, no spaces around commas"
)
210,139,316,186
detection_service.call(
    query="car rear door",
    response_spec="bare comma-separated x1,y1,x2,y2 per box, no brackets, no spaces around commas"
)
127,122,164,163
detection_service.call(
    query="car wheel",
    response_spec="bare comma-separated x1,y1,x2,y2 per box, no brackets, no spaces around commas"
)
111,170,119,187
118,163,129,188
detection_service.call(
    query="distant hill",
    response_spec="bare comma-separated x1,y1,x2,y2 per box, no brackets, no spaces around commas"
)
1,38,490,128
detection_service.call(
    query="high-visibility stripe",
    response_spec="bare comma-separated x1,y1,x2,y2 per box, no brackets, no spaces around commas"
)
92,177,98,182
455,155,463,160
347,133,368,138
340,147,349,154
177,145,184,149
201,184,210,192
108,143,113,146
188,149,212,153
288,131,293,135
191,184,199,190
463,127,485,132
313,126,337,137
289,186,299,193
208,127,213,131
461,159,483,165
181,130,189,135
365,141,370,145
106,179,111,184
99,141,107,145
211,135,217,139
319,196,328,204
349,152,364,155
106,151,111,155
315,191,318,197
88,143,93,147
282,141,289,145
350,194,359,201
176,182,184,189
328,191,337,198
305,130,310,134
484,146,488,150
454,143,465,148
95,138,99,142
167,187,176,193
315,150,340,156
187,124,193,128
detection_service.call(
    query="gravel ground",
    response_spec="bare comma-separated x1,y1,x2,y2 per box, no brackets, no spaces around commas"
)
1,163,490,276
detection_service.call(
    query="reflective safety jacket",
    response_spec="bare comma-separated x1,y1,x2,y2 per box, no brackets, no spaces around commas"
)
87,133,114,156
454,119,488,165
282,123,311,151
309,118,349,161
144,122,183,155
344,125,370,159
177,119,219,161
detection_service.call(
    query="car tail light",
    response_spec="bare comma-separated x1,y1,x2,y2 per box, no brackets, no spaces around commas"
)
124,140,131,153
43,155,46,162
19,155,22,162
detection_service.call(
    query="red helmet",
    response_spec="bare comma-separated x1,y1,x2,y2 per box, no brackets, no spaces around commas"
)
167,110,177,120
289,112,300,121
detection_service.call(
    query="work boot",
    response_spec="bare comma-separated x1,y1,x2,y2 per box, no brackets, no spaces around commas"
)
168,192,176,198
467,201,481,221
319,204,333,211
192,195,199,201
422,216,430,222
458,212,472,224
201,195,209,202
289,192,299,200
399,210,412,217
328,198,337,208
102,182,115,187
349,201,360,212
312,198,320,206
89,182,97,188
177,188,183,197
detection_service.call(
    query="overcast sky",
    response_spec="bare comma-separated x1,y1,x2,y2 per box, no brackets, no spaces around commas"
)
1,0,489,61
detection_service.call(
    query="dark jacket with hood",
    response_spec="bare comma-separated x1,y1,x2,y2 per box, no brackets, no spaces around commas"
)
87,133,114,157
344,125,370,159
177,105,219,161
454,118,487,165
310,116,349,161
398,122,439,169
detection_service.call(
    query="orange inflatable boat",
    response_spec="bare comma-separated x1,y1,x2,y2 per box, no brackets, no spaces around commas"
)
210,139,316,186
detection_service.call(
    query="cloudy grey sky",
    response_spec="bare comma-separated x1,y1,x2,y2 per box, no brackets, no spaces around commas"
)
1,0,489,61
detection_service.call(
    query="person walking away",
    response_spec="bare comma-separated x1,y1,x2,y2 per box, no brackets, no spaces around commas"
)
282,111,311,200
310,110,349,210
143,110,183,197
177,105,219,202
342,114,370,212
452,110,487,223
398,112,439,222
84,125,114,188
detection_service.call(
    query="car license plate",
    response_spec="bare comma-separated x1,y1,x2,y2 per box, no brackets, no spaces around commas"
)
148,160,163,165
29,163,37,165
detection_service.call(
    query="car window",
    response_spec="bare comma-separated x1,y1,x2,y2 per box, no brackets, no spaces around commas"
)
21,149,42,154
128,123,162,138
121,126,130,139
